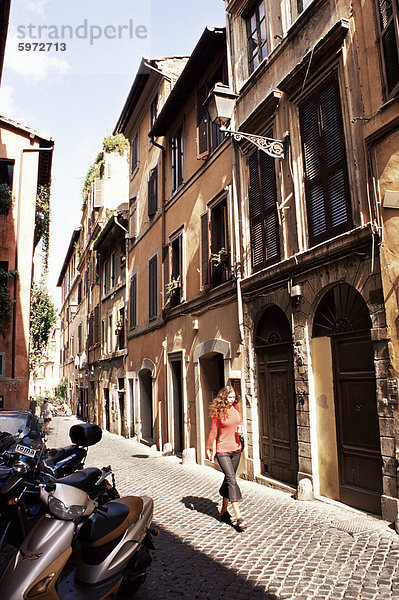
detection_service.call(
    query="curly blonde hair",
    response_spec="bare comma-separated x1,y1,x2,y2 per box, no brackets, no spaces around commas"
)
209,386,238,420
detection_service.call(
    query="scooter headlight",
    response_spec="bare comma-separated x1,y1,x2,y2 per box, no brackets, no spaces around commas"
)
48,496,86,520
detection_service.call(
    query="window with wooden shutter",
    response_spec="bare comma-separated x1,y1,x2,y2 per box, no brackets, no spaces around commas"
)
296,0,313,15
171,129,184,193
103,260,108,296
299,73,352,246
88,313,94,347
150,93,158,130
77,280,82,304
129,275,137,329
200,212,209,288
167,233,183,308
163,244,169,309
93,177,103,208
78,324,82,354
246,1,268,75
94,305,100,343
131,134,138,172
196,62,228,160
110,252,116,289
148,166,158,218
129,196,137,239
196,85,210,159
374,0,399,98
148,255,157,320
247,147,280,272
210,199,229,287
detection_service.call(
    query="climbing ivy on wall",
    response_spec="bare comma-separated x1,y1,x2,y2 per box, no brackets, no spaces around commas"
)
0,267,18,337
0,184,12,215
34,184,51,274
29,283,57,373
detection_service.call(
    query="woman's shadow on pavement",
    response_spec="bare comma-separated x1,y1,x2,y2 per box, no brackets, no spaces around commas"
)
181,496,220,521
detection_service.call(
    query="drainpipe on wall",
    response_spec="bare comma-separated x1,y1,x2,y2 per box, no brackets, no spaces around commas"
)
230,140,245,347
149,136,166,296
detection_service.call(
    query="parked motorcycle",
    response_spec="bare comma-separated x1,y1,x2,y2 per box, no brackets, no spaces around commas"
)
0,478,155,599
0,423,119,549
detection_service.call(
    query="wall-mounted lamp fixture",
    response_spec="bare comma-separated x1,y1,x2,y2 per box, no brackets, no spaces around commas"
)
192,319,199,331
204,82,289,159
289,282,303,305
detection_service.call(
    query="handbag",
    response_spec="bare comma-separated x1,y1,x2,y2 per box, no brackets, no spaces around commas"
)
239,434,245,451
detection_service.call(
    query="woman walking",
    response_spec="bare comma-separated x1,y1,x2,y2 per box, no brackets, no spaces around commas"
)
206,386,247,531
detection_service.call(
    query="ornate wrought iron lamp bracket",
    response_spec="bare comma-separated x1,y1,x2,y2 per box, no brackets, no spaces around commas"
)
220,127,288,159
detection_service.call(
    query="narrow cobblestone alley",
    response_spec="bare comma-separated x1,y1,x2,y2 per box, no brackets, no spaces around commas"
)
38,417,399,600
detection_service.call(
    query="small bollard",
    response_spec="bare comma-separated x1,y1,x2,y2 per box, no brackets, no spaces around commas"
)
182,447,196,465
297,477,314,501
163,442,173,456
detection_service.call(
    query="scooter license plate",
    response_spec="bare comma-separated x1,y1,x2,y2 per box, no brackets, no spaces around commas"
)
15,444,36,458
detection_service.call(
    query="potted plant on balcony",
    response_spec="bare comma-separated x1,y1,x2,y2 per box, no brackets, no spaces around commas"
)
115,319,124,335
165,276,181,306
210,247,228,266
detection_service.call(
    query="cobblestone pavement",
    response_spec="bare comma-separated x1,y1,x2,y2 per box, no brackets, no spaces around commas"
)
3,416,399,600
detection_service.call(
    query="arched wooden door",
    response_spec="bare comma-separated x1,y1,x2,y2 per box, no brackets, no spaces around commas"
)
139,368,153,441
256,306,298,484
313,284,383,513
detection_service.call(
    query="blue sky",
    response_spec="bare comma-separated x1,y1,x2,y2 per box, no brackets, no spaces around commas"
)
0,0,226,301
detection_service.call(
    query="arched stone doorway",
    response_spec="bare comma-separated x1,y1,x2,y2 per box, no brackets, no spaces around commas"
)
193,339,231,463
312,283,383,514
255,306,298,484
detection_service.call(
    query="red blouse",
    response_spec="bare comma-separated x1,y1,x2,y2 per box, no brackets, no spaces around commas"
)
206,405,242,453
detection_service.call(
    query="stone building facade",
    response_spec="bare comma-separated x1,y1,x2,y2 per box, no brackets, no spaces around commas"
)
223,0,399,519
57,148,129,420
0,117,53,409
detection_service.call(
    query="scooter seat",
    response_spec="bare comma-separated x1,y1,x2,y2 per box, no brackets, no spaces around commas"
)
56,467,102,491
78,496,144,547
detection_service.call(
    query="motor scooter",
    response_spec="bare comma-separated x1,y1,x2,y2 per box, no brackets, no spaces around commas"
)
0,479,155,599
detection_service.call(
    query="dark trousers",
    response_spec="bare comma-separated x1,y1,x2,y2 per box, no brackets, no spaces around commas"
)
216,450,242,502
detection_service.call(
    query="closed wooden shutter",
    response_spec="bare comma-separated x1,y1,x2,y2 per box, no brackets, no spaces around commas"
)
200,212,209,288
129,196,137,238
129,275,137,328
94,305,100,343
177,132,184,188
375,0,399,97
88,313,94,347
171,136,176,192
299,73,351,246
149,256,157,320
163,244,169,308
93,178,103,208
131,134,138,172
148,166,158,218
248,148,280,271
260,151,279,263
196,85,210,159
171,131,183,192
